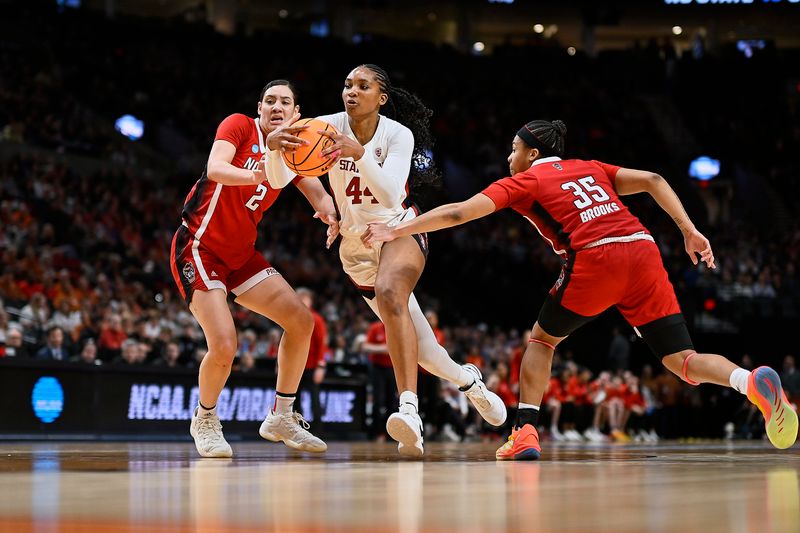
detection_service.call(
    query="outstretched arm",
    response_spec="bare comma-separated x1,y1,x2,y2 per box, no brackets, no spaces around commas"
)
295,178,340,249
614,168,715,269
361,193,496,247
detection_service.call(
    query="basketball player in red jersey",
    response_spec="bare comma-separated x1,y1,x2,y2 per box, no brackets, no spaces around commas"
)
170,80,336,457
362,119,798,459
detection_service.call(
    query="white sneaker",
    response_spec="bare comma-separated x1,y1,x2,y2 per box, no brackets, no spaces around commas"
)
190,408,233,458
565,429,584,442
259,411,327,452
550,426,566,442
583,427,607,442
460,363,508,427
441,423,461,442
386,403,424,457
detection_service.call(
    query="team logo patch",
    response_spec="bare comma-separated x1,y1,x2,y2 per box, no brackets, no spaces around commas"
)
375,147,382,158
183,262,196,284
553,163,563,170
252,144,259,154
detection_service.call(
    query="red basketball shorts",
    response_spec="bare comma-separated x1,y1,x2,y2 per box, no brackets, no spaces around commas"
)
170,225,279,305
551,239,681,327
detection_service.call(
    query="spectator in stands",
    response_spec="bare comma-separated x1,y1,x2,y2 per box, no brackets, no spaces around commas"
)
98,314,127,361
363,321,393,440
607,327,631,373
153,341,182,369
19,292,49,332
35,325,69,361
113,339,142,365
781,355,799,405
70,339,101,366
297,287,328,433
50,297,81,337
3,326,28,358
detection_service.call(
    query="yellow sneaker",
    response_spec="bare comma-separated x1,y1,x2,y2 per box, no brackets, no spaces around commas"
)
747,366,798,449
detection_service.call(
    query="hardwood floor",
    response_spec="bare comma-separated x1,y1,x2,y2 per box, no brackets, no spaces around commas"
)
0,441,797,532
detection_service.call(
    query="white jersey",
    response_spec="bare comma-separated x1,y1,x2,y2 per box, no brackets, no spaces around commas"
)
317,112,416,238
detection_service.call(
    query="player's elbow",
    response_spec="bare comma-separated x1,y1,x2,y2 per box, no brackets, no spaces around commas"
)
645,172,664,191
444,205,466,224
206,162,224,182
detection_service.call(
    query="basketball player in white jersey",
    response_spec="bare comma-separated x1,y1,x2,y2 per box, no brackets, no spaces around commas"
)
267,64,506,457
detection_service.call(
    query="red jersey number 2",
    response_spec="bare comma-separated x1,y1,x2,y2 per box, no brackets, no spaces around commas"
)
346,176,379,205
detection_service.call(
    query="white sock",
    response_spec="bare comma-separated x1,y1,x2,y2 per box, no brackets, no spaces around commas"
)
518,402,540,411
273,393,296,415
399,390,419,413
197,403,216,417
729,368,751,396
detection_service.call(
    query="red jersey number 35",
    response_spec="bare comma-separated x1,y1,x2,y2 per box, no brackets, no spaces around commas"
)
561,176,610,210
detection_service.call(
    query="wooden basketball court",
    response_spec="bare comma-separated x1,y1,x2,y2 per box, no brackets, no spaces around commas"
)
0,441,797,532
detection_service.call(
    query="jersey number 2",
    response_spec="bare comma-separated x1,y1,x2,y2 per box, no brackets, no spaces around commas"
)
245,184,268,211
346,176,379,205
561,177,610,209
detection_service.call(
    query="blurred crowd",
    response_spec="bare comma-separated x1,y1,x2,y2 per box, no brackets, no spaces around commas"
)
1,4,799,440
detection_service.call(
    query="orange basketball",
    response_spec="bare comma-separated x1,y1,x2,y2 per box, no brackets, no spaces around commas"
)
281,118,339,177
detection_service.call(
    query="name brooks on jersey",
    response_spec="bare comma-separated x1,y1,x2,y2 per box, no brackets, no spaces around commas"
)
579,201,621,223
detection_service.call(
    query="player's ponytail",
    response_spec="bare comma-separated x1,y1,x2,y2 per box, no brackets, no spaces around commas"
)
517,120,567,158
360,64,441,195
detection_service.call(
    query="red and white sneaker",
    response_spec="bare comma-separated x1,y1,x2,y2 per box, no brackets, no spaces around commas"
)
747,366,798,449
495,424,541,461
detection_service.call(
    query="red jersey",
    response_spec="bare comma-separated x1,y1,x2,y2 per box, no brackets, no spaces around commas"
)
566,376,590,405
181,114,285,269
543,376,565,403
305,310,328,370
510,347,523,386
366,322,392,368
495,378,517,407
481,157,647,256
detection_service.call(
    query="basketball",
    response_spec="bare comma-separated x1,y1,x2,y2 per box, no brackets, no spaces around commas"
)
281,118,339,177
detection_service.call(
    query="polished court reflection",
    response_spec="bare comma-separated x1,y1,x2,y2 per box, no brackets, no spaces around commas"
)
0,442,798,532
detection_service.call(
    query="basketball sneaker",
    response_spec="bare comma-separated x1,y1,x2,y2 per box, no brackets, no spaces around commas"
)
190,408,233,458
386,403,424,457
747,366,798,449
460,363,508,427
259,411,328,452
496,424,541,461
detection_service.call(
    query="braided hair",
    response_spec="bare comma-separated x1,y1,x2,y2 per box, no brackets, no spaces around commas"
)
517,120,567,158
359,64,441,194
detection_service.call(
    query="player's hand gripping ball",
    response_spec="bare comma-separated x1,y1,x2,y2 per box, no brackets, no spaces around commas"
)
281,118,339,177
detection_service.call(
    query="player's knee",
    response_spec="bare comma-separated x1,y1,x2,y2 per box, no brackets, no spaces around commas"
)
207,336,238,362
286,305,314,336
375,282,406,317
662,349,698,384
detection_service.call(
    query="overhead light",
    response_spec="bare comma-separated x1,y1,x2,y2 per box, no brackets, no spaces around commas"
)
567,47,576,56
472,41,486,53
533,24,544,34
279,9,289,19
672,25,683,35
